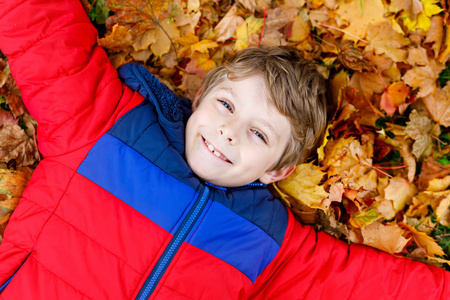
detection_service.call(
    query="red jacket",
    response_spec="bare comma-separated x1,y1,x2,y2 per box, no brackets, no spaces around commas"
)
0,0,449,299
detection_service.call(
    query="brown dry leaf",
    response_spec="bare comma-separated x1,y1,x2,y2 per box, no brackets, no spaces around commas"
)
402,54,444,98
349,72,385,103
322,137,373,177
275,163,329,209
321,182,344,209
335,0,385,41
383,177,417,212
400,222,446,257
422,82,450,127
214,4,244,41
105,0,163,37
132,30,156,51
424,15,444,58
98,24,133,52
406,46,429,66
365,22,410,62
427,175,450,192
438,26,450,63
406,190,449,219
405,109,436,159
361,221,410,254
417,158,450,191
0,167,33,236
390,0,423,15
0,110,17,127
0,123,39,166
0,75,28,119
338,40,370,72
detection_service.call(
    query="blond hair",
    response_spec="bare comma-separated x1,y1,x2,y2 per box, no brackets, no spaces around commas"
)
196,46,329,170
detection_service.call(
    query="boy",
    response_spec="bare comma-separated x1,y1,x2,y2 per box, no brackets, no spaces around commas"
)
0,0,448,299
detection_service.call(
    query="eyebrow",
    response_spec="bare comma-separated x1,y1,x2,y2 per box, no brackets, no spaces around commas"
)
221,87,281,143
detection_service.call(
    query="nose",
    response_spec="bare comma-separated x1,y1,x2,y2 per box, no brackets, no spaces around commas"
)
218,124,238,145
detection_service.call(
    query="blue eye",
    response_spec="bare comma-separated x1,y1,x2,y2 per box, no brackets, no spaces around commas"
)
219,99,233,112
252,130,267,143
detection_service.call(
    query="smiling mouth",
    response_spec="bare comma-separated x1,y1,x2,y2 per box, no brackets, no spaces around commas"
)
203,137,232,163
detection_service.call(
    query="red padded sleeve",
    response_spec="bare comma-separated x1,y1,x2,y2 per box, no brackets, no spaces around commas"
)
0,0,136,157
249,212,449,299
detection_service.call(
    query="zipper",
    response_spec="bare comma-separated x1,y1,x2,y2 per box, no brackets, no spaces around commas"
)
136,186,210,300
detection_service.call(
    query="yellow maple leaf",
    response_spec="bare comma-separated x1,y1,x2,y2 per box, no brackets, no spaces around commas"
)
401,0,443,32
235,15,264,51
335,0,385,41
275,163,329,209
289,16,310,42
191,40,219,54
150,20,180,57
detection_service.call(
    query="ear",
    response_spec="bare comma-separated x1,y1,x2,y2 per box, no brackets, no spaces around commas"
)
259,165,296,185
192,87,203,111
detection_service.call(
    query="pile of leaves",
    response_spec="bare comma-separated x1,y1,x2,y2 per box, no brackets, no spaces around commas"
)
1,0,450,269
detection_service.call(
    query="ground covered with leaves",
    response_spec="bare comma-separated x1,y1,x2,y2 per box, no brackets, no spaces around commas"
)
1,0,450,270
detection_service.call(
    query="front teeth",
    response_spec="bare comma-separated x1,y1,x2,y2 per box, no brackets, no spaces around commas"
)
207,141,226,159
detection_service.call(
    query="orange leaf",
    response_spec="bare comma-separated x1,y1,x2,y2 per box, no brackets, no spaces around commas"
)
380,81,410,115
185,52,216,80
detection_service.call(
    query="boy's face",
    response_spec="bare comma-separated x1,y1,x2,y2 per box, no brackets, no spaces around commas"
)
185,75,293,187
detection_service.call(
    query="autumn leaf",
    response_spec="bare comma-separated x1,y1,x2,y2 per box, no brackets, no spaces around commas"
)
288,16,310,43
405,110,437,159
361,221,410,254
349,202,382,228
422,82,450,127
338,40,370,72
0,167,33,237
380,81,411,115
335,0,385,41
185,52,216,80
214,4,244,42
0,123,39,166
401,0,443,32
400,222,446,258
365,22,410,62
402,53,444,98
150,20,180,57
98,24,133,52
382,176,417,212
235,15,264,51
274,163,329,209
105,0,166,37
